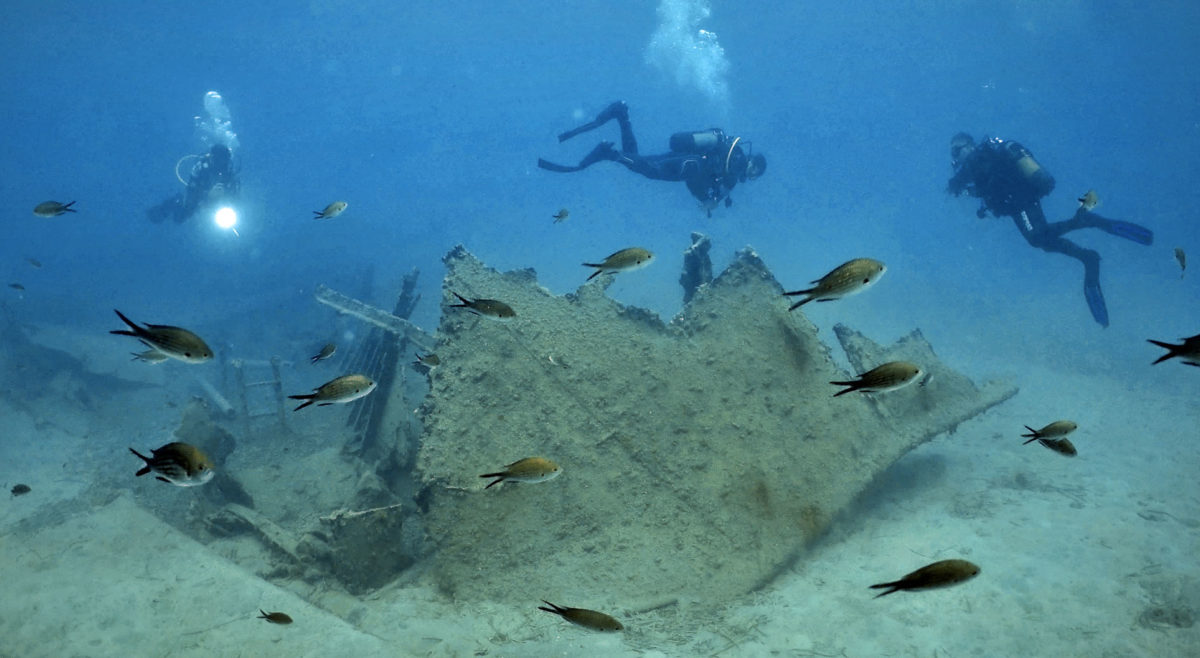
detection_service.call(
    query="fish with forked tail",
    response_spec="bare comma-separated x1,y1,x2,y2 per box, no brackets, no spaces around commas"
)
870,559,980,597
784,258,886,310
288,374,376,411
830,361,923,397
110,309,213,364
1021,420,1077,444
1147,333,1200,367
538,601,623,631
129,442,214,487
448,292,516,321
479,457,561,489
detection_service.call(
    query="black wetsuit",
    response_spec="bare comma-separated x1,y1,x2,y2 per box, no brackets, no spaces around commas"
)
948,137,1153,327
148,145,239,224
539,102,751,216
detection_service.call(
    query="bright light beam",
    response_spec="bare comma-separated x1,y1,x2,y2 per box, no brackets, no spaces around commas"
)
214,206,239,236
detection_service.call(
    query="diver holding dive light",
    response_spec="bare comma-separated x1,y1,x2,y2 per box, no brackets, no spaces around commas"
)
946,132,1153,327
538,101,766,217
148,91,240,225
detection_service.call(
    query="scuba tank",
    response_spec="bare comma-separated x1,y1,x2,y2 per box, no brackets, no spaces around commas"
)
670,129,724,153
1005,141,1055,198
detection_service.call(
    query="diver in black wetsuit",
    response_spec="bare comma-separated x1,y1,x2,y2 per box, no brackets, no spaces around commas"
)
147,144,239,224
947,133,1153,327
538,101,766,217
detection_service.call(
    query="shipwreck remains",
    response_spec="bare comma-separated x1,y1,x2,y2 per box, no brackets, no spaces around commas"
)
415,244,1017,607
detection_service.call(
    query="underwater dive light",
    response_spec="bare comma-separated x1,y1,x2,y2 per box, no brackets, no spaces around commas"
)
214,206,239,236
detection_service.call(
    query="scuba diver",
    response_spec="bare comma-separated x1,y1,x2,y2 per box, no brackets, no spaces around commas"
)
147,144,239,224
148,91,241,224
538,101,766,217
946,132,1153,327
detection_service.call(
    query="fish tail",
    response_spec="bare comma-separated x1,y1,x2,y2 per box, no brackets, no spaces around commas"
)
449,292,471,307
479,473,505,489
112,309,144,336
585,268,603,281
129,448,152,476
63,201,77,212
869,583,901,598
831,386,856,397
1020,425,1039,439
310,354,322,363
1022,437,1040,445
538,601,566,615
288,394,316,411
1146,339,1179,364
782,287,813,297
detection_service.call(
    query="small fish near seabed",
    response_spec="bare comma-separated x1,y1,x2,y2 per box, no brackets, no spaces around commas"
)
479,457,562,489
1147,333,1200,367
258,610,292,625
552,208,570,223
1032,437,1077,457
830,361,923,397
288,374,377,411
784,258,887,310
129,442,214,487
110,309,213,364
869,559,981,598
1077,189,1100,211
412,353,440,369
538,601,623,632
1021,420,1078,444
312,201,348,220
130,349,170,364
1175,247,1186,279
583,247,655,281
448,292,516,321
11,484,31,497
310,342,337,363
33,200,77,217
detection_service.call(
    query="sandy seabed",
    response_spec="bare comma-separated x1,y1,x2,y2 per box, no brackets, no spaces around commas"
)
1,349,1197,658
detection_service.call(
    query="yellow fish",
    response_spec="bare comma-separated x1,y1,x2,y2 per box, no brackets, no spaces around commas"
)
1077,189,1099,211
785,258,886,310
870,559,980,598
552,208,569,223
110,309,213,364
830,361,923,397
449,292,516,321
288,374,376,411
33,200,76,217
313,201,348,219
479,457,561,489
129,442,214,487
1021,420,1077,444
583,247,655,281
538,601,623,632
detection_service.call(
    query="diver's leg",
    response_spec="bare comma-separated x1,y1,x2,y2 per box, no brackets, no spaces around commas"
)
557,101,632,144
537,141,619,173
1055,208,1154,245
1021,220,1109,327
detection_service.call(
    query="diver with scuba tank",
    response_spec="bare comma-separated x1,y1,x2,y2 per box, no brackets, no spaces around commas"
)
947,132,1153,328
538,101,766,217
147,92,241,224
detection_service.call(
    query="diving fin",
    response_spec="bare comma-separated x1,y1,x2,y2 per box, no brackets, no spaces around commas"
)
1084,280,1109,328
1104,220,1154,245
537,158,582,173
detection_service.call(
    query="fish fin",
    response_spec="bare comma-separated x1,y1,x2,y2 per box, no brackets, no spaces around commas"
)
449,292,471,308
155,476,172,484
288,395,315,411
1020,425,1039,438
831,386,857,397
1022,437,1040,445
112,309,143,336
586,269,603,281
538,601,566,615
479,473,506,489
870,584,902,598
782,287,813,297
129,447,152,466
318,402,333,406
1146,339,1178,364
